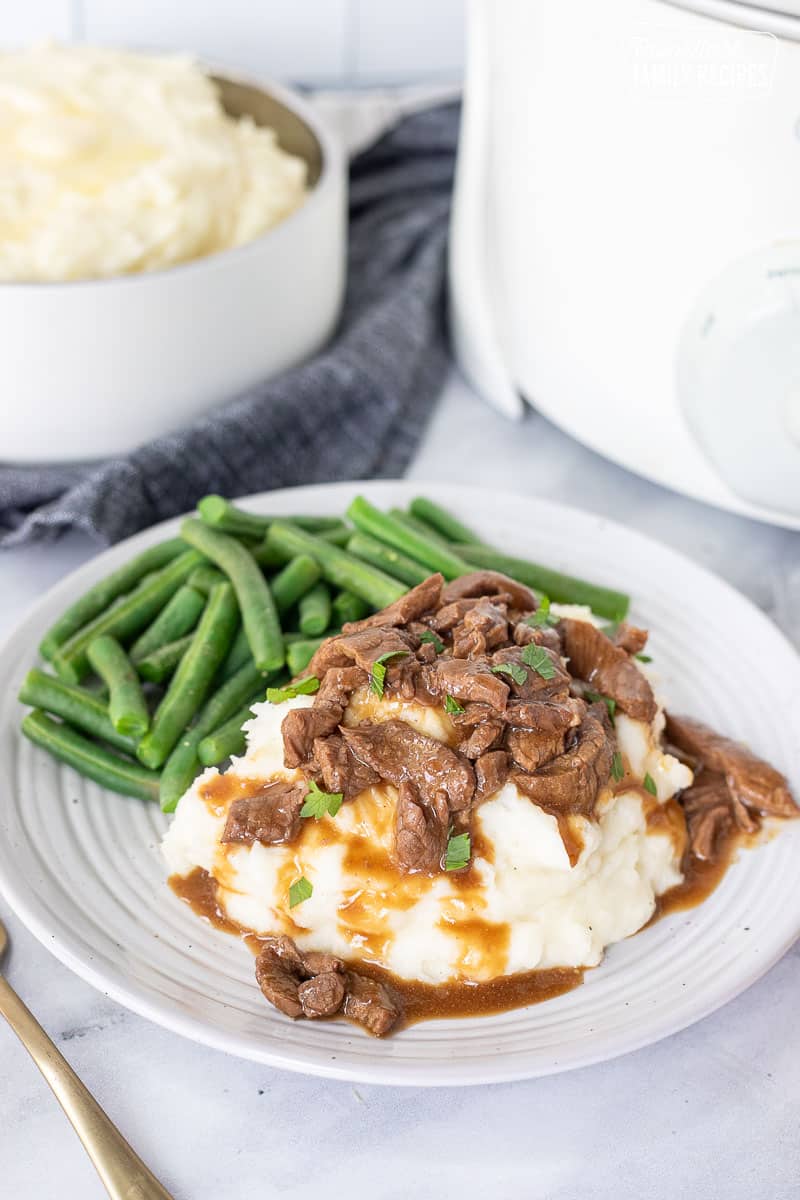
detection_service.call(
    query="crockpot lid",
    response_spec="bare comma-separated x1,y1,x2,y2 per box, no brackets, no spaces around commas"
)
664,0,800,35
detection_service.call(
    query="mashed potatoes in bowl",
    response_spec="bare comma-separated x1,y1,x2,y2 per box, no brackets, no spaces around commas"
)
0,43,308,282
161,568,799,1038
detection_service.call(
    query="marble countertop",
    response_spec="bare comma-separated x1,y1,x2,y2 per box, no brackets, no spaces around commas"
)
1,370,798,1200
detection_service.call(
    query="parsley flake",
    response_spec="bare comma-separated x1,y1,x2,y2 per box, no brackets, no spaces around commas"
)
444,694,465,715
289,875,313,908
635,653,652,663
585,689,617,723
301,779,343,820
611,751,624,782
267,676,319,704
369,650,408,698
419,630,445,654
491,662,528,686
643,773,658,797
526,595,559,629
444,831,471,871
521,643,557,680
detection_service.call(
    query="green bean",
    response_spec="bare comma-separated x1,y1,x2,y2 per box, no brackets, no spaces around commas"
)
271,555,321,615
137,581,238,769
198,494,346,539
387,508,453,548
196,695,266,767
87,636,150,739
332,591,370,626
453,543,630,622
51,550,204,685
266,521,406,610
319,525,350,547
21,710,159,803
129,585,205,662
136,635,193,683
286,637,328,676
180,519,284,672
298,582,331,637
346,532,430,587
251,541,286,569
186,565,227,595
215,623,250,682
348,496,469,580
159,660,274,812
38,538,186,662
18,669,136,755
409,497,478,544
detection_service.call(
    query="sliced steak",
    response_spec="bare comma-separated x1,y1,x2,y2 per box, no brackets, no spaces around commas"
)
313,733,379,801
441,570,537,613
452,601,509,659
298,972,346,1018
430,595,511,634
315,666,369,708
680,770,735,861
309,626,415,678
507,726,567,772
254,935,306,1018
282,703,343,769
489,645,571,702
512,706,614,815
504,698,581,733
513,621,563,655
475,749,509,800
665,714,797,819
458,719,505,759
395,780,448,873
559,618,657,721
222,780,307,846
343,972,401,1036
341,720,475,811
613,623,649,656
341,574,443,633
425,657,509,712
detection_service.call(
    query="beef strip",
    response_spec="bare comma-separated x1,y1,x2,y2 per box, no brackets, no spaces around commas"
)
503,698,581,733
222,780,307,846
342,972,401,1036
680,770,736,861
613,623,649,656
559,618,657,721
665,714,797,818
341,719,476,811
315,666,369,708
341,574,444,633
394,780,449,873
282,702,343,769
489,645,571,702
452,600,510,658
507,726,567,772
512,621,563,655
313,733,380,800
441,570,537,613
474,749,509,800
512,705,614,815
298,972,346,1018
425,657,509,711
458,719,505,759
308,626,416,679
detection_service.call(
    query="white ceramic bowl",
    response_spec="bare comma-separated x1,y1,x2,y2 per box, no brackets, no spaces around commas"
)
1,73,346,464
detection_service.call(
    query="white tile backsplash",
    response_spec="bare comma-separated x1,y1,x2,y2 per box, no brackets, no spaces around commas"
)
1,0,464,85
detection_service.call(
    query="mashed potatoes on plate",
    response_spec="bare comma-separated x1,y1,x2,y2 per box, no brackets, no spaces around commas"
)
0,43,308,281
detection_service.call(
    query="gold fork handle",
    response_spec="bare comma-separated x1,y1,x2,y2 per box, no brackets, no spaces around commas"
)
0,974,174,1200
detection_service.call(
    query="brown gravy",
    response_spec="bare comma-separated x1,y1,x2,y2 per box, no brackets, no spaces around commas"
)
170,867,583,1027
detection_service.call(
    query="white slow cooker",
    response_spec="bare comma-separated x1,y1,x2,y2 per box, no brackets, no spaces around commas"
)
450,0,800,525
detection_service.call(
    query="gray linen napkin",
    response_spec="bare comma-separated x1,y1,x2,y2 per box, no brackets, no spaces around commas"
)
0,101,459,547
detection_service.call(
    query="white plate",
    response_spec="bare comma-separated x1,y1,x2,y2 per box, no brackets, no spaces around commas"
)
0,482,798,1086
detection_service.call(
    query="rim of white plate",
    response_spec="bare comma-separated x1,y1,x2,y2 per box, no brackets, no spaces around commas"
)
0,481,798,1086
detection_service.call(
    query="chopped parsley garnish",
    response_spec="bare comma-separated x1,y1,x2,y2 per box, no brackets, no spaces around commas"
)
585,689,616,723
267,676,320,704
444,831,471,872
444,694,465,715
419,630,445,653
491,662,528,686
289,875,313,908
525,595,559,629
521,643,557,680
635,653,652,663
611,751,624,782
301,779,343,820
369,650,409,698
643,773,658,797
